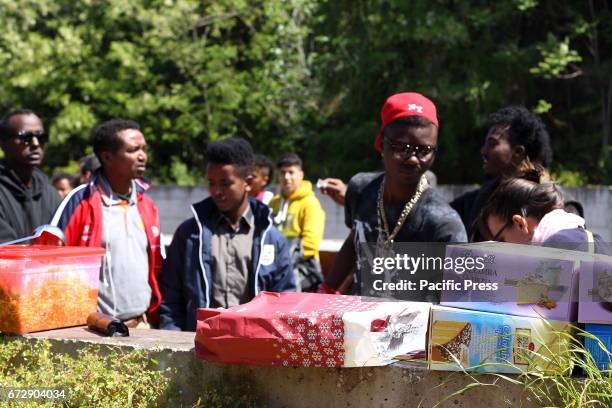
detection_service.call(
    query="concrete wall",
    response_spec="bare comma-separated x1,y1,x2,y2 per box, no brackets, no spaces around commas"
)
148,184,611,241
24,327,538,408
148,185,349,240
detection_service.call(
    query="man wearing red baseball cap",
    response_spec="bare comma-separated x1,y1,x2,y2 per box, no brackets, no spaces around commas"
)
318,92,467,295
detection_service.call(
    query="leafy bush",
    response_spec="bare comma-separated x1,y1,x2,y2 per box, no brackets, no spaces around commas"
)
0,335,263,407
0,335,176,407
550,167,588,188
191,376,262,408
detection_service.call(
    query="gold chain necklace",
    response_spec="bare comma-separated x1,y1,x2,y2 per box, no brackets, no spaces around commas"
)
376,175,428,244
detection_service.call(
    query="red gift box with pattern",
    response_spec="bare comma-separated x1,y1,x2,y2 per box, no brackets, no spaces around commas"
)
195,291,430,367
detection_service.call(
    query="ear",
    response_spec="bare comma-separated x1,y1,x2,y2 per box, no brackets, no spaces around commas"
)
100,151,113,167
428,152,436,167
244,174,253,192
262,175,269,185
512,144,526,163
511,214,529,233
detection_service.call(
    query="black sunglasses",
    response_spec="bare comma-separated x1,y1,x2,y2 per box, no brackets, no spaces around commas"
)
490,208,528,242
11,130,48,146
491,219,512,241
384,138,437,159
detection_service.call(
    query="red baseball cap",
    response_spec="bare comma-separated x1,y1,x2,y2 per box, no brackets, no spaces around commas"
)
373,92,439,152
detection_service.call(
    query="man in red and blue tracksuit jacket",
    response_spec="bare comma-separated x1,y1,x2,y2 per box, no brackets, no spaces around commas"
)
50,171,163,327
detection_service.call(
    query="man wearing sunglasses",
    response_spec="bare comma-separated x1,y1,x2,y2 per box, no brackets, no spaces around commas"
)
0,109,61,243
318,92,467,295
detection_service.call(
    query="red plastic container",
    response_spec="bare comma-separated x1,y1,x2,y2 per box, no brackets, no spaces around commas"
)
0,245,105,334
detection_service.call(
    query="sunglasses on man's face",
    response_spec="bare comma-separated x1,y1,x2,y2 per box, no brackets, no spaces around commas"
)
10,130,48,146
384,138,437,160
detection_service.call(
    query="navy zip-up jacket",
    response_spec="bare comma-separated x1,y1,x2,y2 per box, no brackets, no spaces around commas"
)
159,197,296,331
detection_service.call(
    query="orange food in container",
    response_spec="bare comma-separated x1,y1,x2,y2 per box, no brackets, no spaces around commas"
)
0,245,105,334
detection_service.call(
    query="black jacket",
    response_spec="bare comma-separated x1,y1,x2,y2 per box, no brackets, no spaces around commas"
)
449,180,499,242
345,172,468,243
450,179,585,242
0,160,62,243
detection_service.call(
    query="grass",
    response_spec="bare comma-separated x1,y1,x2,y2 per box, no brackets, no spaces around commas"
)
0,335,177,407
0,335,262,408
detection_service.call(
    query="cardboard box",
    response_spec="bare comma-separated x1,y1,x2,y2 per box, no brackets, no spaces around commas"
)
441,242,580,321
584,324,612,371
428,306,570,373
578,255,612,324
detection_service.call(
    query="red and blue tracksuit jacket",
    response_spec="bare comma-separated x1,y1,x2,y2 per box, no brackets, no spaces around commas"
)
50,172,163,326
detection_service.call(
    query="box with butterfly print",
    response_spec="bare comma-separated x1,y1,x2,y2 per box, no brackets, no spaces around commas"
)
194,291,431,367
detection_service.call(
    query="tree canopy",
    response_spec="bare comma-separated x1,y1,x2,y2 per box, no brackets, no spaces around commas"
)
0,0,610,185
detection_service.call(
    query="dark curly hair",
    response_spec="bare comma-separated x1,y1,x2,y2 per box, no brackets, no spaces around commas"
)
79,153,101,173
206,137,254,177
51,172,77,187
487,106,553,167
92,119,140,160
254,153,274,179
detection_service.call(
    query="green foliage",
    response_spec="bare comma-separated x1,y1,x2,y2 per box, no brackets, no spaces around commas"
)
0,0,318,185
0,336,265,407
191,376,262,408
530,36,582,79
169,158,203,187
515,0,539,12
0,336,177,407
533,99,552,115
308,0,611,184
0,0,609,185
551,165,588,188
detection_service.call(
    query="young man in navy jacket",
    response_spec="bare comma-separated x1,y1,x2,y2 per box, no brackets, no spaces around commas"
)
159,138,296,331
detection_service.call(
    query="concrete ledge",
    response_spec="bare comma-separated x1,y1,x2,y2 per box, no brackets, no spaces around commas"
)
25,326,194,352
18,327,537,408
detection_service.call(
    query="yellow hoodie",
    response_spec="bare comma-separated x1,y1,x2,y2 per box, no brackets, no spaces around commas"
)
269,180,325,260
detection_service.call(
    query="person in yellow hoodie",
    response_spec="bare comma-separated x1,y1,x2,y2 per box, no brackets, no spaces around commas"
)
269,153,325,292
